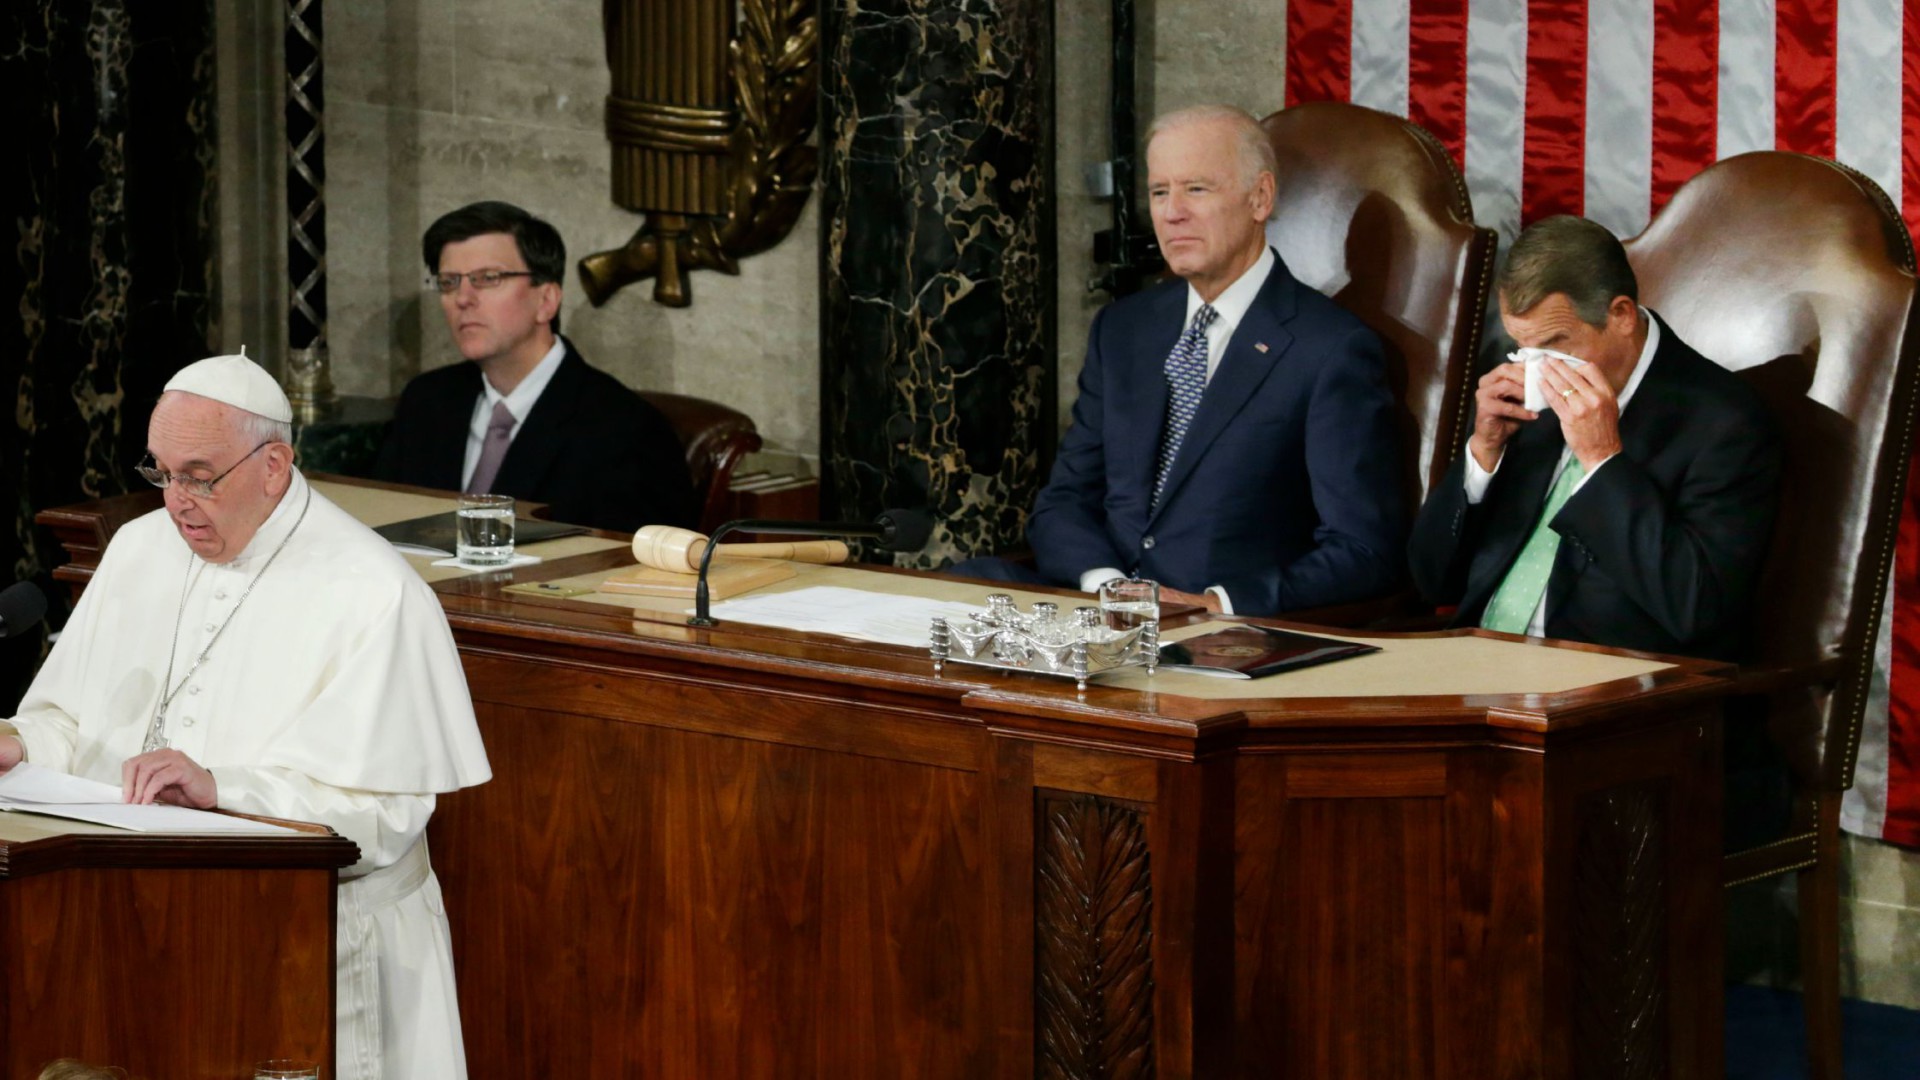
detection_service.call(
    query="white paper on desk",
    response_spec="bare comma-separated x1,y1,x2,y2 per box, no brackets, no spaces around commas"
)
0,762,123,804
700,585,982,647
0,763,297,834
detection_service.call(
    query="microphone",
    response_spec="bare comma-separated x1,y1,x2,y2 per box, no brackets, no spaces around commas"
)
688,509,935,627
0,581,49,640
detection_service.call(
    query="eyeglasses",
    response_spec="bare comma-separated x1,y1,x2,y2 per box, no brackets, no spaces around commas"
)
426,269,535,294
137,440,273,498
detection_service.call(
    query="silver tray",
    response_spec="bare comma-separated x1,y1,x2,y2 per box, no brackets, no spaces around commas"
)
929,613,1159,691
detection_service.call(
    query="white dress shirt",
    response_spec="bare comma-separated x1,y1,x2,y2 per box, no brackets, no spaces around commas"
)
1078,247,1280,612
460,337,567,490
1464,308,1661,636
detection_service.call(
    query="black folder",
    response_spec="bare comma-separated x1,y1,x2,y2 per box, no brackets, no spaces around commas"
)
1157,624,1379,679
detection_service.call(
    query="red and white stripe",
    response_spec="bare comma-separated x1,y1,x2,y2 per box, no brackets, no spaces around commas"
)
1280,0,1920,846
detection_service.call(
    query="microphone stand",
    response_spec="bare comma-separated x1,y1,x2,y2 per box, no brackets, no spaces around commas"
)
688,518,904,628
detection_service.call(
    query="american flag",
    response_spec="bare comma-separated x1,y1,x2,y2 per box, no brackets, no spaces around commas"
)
1280,0,1919,847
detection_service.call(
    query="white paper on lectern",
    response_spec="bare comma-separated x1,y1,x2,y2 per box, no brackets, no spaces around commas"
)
0,762,123,803
700,585,982,647
0,762,298,834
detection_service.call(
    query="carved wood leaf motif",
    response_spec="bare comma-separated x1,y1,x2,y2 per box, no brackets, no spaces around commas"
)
1573,785,1668,1080
1035,795,1155,1080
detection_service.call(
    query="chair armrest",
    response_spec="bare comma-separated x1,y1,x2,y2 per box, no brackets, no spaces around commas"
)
1726,656,1848,697
1283,588,1431,630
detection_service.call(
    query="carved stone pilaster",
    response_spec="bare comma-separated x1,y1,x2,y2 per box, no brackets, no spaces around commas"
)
1035,793,1154,1080
1572,785,1668,1080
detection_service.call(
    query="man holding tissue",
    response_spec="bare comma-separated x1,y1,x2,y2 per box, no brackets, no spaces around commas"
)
1408,215,1781,662
0,351,492,1079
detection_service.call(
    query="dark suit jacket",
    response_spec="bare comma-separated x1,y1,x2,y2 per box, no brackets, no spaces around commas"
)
1408,314,1782,661
372,340,695,533
1026,252,1407,615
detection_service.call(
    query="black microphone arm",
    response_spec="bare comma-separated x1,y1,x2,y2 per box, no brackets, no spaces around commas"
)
688,509,934,628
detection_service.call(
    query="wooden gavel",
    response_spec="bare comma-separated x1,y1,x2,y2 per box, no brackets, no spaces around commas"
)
631,524,851,575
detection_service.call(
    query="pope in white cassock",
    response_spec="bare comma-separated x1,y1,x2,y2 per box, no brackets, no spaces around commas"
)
0,353,492,1079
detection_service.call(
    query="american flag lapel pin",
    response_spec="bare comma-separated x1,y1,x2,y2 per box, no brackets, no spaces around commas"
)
1254,342,1269,353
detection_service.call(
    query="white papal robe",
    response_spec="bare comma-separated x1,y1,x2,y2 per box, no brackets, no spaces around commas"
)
8,469,492,1080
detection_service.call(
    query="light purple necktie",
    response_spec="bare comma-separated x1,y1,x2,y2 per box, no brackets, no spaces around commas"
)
465,400,516,494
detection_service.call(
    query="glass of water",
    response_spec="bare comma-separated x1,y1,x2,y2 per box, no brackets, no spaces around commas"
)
456,492,515,566
1099,577,1159,632
254,1060,319,1080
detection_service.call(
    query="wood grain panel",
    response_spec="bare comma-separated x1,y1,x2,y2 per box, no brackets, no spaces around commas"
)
1032,743,1159,801
462,650,980,772
434,700,992,1079
1285,752,1448,798
3,867,335,1078
1237,756,1447,1078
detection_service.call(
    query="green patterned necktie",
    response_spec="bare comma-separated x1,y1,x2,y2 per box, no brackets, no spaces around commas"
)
1480,457,1586,635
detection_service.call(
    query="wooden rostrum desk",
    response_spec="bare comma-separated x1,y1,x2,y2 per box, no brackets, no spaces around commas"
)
0,806,355,1077
43,480,1731,1079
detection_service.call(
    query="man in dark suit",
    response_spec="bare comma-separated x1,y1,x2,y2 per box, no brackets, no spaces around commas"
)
958,105,1405,616
372,201,694,533
1408,215,1782,662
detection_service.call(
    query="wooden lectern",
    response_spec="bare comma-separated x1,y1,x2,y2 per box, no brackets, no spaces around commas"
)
42,480,1734,1079
0,814,355,1078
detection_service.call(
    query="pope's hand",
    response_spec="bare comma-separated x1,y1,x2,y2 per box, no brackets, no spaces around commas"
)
122,748,218,808
0,735,23,775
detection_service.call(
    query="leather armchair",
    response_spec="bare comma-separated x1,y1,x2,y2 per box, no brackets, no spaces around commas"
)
636,391,764,535
1624,151,1920,1080
1258,102,1497,623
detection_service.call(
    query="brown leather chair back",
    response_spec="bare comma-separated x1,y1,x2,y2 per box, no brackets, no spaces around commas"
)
636,391,764,534
1260,102,1497,507
1624,152,1920,790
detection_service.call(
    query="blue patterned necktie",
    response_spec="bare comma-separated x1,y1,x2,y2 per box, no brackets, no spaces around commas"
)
1153,304,1218,509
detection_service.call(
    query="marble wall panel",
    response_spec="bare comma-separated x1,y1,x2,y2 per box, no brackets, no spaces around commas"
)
820,0,1056,564
6,0,216,707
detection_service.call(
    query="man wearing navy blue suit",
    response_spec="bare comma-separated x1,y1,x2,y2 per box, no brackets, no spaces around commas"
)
969,105,1405,615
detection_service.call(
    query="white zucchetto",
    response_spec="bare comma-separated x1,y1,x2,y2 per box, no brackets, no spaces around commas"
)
162,347,293,423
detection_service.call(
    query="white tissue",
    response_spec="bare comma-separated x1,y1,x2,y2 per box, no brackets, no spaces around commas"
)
1510,347,1589,411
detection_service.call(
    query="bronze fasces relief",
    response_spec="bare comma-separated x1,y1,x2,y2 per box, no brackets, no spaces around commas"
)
580,0,818,309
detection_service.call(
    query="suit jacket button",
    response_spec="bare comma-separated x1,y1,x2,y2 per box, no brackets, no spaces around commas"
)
1142,535,1155,550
